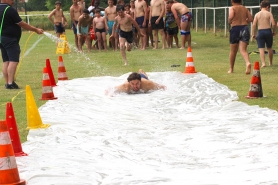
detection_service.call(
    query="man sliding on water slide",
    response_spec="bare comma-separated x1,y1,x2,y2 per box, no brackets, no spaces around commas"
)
106,69,166,95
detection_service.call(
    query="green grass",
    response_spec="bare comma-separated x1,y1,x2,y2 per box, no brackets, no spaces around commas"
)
0,30,277,143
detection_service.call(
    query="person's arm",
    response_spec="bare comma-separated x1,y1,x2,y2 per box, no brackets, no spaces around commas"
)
104,17,109,31
70,7,77,27
77,16,82,35
18,21,44,34
129,15,145,37
142,2,147,27
62,10,68,26
246,9,253,23
156,2,165,24
48,9,56,24
105,82,129,96
251,14,257,38
228,7,234,24
171,6,180,28
270,13,276,35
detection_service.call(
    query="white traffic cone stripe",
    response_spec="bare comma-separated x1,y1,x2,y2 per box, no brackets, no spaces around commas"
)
186,62,195,67
58,72,67,78
0,131,11,145
42,86,53,93
43,73,50,80
58,62,65,67
0,156,18,170
187,52,192,57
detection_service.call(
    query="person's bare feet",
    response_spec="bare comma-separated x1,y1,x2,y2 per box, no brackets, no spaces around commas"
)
179,47,185,49
245,63,251,74
228,69,233,74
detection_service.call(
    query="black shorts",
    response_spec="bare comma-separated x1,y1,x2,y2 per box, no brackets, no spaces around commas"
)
0,36,20,62
230,25,250,44
256,29,273,48
151,16,164,30
119,30,133,43
95,28,106,33
167,26,179,35
54,23,65,33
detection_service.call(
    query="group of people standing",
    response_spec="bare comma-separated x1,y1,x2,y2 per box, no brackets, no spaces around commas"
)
47,0,193,65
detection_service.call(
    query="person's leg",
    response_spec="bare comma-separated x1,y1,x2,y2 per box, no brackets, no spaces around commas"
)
77,35,83,52
2,62,8,84
153,29,159,49
96,32,102,51
259,48,266,67
158,29,165,49
186,21,191,48
7,62,18,84
169,35,173,48
138,69,148,79
239,41,251,74
140,28,147,50
229,43,239,73
180,21,188,49
174,34,179,48
267,47,273,66
115,32,119,51
85,35,91,52
119,37,128,65
101,32,108,51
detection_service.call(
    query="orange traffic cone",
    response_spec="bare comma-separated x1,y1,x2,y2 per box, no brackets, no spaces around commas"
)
0,120,26,185
184,47,197,73
58,56,68,80
245,61,263,98
46,58,57,87
41,67,57,100
5,102,28,157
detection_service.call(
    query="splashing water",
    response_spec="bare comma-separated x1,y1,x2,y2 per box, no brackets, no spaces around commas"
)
42,32,108,76
43,32,91,61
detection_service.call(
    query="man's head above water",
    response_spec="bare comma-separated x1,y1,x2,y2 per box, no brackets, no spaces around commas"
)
127,72,142,92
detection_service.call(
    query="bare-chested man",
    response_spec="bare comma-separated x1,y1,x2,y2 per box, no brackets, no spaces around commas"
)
252,1,276,67
106,69,166,96
149,0,165,49
105,0,117,50
93,9,109,51
228,0,253,74
109,5,144,65
135,0,148,50
70,0,82,50
167,0,191,49
77,9,93,52
48,1,68,39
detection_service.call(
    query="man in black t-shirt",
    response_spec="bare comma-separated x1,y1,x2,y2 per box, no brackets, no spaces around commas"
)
0,0,44,89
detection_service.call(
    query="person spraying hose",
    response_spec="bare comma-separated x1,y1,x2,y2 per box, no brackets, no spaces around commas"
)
0,0,44,89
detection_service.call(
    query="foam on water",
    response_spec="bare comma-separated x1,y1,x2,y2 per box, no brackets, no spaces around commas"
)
17,71,278,185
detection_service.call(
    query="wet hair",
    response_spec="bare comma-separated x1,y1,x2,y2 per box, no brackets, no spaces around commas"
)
116,4,125,12
130,0,134,2
125,3,131,8
117,0,124,4
95,8,100,13
167,0,174,4
83,9,90,14
232,0,242,3
127,72,141,82
260,1,270,8
55,1,61,5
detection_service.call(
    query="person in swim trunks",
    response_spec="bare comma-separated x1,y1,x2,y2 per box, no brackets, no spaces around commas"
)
105,69,166,95
252,1,276,67
135,0,148,50
109,5,144,65
48,1,68,39
105,0,117,50
93,9,109,51
77,9,93,52
228,0,253,74
149,0,165,49
70,0,82,50
167,0,191,49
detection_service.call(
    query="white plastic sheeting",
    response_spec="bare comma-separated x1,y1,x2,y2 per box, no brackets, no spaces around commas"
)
16,72,278,185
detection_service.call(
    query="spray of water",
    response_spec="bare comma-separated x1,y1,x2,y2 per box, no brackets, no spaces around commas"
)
43,32,108,76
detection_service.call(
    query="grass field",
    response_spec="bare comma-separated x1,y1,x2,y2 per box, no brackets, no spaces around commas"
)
0,29,277,142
